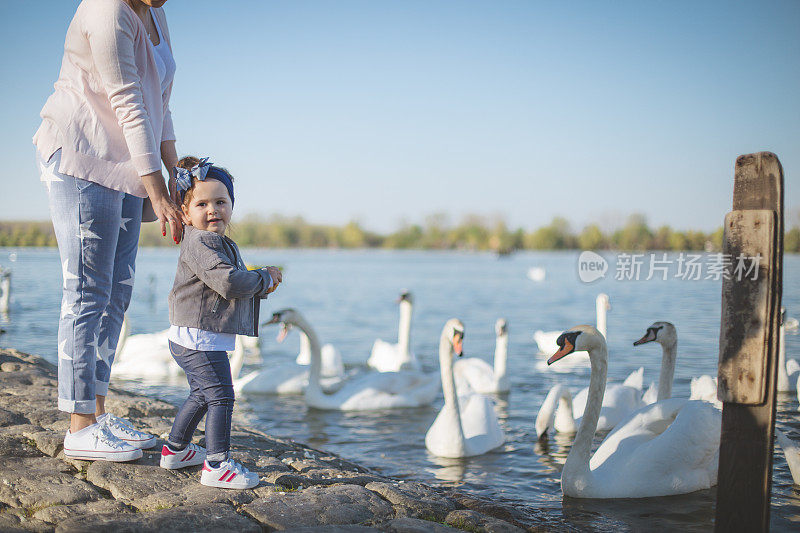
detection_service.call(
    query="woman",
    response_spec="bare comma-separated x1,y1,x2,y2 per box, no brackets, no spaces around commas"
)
33,0,185,461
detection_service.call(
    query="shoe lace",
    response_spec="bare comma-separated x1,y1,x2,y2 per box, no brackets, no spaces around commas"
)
105,414,147,437
95,419,127,449
224,459,248,476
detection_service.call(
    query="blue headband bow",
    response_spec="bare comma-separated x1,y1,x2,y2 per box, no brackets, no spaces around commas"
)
175,157,235,207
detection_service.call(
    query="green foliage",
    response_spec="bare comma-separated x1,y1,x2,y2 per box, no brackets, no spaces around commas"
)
2,215,799,253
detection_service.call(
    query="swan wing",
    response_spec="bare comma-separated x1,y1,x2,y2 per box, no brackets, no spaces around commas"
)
775,429,800,485
368,339,404,372
453,357,495,394
460,394,505,456
589,399,721,497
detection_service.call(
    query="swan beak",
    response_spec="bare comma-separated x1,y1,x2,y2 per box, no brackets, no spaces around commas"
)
633,329,657,346
453,337,463,357
547,338,574,365
276,325,290,343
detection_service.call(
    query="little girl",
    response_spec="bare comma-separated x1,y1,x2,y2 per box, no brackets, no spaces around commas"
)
159,156,281,489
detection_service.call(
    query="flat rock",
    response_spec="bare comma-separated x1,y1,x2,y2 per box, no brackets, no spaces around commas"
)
383,517,463,533
55,502,261,533
33,499,132,525
0,430,42,458
85,459,194,501
446,510,526,533
22,429,63,457
289,527,381,532
0,510,51,533
132,482,258,511
0,457,99,509
365,481,456,521
243,484,394,529
0,408,28,427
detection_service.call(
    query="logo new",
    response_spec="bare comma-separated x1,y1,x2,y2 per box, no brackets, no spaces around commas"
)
578,251,608,283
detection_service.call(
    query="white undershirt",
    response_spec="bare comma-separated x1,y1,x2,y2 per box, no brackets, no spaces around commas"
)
150,9,175,95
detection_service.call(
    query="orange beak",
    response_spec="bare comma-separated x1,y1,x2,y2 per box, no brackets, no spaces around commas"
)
276,325,289,343
453,337,463,357
633,329,657,346
547,338,574,365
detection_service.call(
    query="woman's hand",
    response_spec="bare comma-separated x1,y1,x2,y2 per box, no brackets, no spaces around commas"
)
141,171,187,244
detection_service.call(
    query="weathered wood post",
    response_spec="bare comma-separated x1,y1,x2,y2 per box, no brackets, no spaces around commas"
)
715,152,784,532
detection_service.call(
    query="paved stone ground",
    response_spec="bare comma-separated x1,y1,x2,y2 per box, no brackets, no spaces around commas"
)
0,348,548,532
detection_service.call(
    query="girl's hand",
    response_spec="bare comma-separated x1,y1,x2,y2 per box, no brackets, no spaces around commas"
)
264,266,282,294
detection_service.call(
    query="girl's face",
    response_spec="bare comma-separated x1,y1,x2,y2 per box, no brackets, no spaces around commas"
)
182,179,232,236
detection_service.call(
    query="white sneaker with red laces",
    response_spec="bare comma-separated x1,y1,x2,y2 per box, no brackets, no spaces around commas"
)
97,413,156,449
200,458,260,489
63,421,142,462
160,442,206,469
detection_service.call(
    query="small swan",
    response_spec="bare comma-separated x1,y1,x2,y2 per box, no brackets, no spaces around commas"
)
453,318,509,394
535,293,610,372
294,329,344,377
547,325,721,498
425,319,505,458
535,366,646,436
0,267,11,314
778,308,799,393
234,315,346,395
775,429,800,485
368,290,420,372
266,309,440,410
112,316,182,379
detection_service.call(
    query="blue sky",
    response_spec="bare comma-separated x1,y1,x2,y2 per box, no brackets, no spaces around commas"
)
1,1,798,232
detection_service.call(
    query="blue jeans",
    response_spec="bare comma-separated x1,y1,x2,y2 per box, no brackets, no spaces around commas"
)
40,149,142,414
167,341,235,462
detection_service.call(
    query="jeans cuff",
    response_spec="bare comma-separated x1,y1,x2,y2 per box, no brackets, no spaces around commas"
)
58,397,96,414
95,380,110,397
206,451,228,462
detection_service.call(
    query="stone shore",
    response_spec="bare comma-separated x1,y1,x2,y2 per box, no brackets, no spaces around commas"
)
0,348,553,532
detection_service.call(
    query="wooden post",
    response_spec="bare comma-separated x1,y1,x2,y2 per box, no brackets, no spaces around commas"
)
715,152,783,532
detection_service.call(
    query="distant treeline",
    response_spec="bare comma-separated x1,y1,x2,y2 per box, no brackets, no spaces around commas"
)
3,214,800,253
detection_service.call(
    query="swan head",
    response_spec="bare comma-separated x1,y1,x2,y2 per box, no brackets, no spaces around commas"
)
495,318,508,336
441,318,465,357
633,321,676,347
397,290,413,304
263,308,303,342
597,293,611,311
547,325,604,365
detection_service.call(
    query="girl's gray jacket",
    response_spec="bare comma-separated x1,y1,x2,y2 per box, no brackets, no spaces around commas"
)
168,225,271,336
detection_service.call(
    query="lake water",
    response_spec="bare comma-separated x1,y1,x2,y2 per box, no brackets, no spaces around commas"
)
1,247,799,531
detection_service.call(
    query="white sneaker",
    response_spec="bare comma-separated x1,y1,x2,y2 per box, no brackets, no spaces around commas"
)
160,442,206,469
200,458,260,489
63,422,143,462
97,413,156,449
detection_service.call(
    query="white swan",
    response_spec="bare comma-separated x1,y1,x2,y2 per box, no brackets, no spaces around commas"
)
111,316,182,379
777,308,799,393
535,366,645,436
776,429,800,485
368,290,420,372
425,318,505,458
266,309,440,410
548,325,721,498
233,316,346,395
292,329,345,378
453,318,509,394
534,293,610,372
0,267,11,314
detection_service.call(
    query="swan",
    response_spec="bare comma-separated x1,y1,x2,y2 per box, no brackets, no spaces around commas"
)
535,366,646,436
265,308,440,410
453,318,509,394
425,318,505,458
233,317,346,395
367,290,420,372
534,293,610,372
777,308,799,393
547,325,722,498
776,429,800,485
111,316,182,379
294,329,344,377
0,267,10,314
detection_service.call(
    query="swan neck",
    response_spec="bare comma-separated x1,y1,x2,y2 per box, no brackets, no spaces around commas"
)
493,333,508,381
596,301,607,339
229,336,246,379
299,332,311,359
564,342,607,476
656,340,677,401
398,300,412,356
439,334,466,443
115,315,130,357
293,316,323,394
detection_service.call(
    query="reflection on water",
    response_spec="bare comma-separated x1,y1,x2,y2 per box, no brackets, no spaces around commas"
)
1,248,800,530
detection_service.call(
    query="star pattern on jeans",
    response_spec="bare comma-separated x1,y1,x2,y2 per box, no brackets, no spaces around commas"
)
86,334,99,353
61,259,79,289
120,218,132,232
95,337,116,365
57,339,72,361
60,299,77,319
118,265,135,287
39,157,63,193
77,219,102,241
